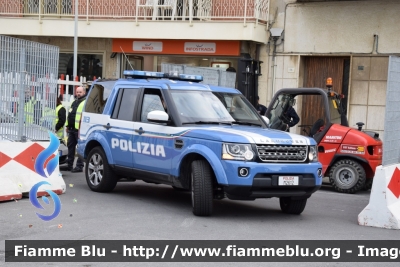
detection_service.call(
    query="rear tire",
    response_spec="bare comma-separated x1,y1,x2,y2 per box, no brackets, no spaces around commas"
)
279,197,307,214
191,159,214,216
329,159,366,194
85,146,117,192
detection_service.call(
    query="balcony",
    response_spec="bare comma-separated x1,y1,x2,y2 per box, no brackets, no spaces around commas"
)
0,0,270,43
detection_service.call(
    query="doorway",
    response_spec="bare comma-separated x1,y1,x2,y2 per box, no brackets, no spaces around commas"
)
301,56,350,127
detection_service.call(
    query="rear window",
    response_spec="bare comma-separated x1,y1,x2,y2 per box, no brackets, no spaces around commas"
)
111,89,139,121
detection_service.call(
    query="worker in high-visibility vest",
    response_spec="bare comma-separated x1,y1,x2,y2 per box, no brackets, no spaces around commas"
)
61,86,86,172
55,96,66,138
24,91,35,124
40,103,55,129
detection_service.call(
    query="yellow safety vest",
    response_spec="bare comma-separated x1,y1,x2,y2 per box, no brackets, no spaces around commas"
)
75,100,85,130
55,104,64,138
40,106,55,128
24,99,35,124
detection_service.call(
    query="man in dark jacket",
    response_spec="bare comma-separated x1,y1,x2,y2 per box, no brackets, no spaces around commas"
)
283,106,300,132
255,96,267,116
62,86,86,172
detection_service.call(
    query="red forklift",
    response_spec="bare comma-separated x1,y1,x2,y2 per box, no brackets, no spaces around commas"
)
266,78,382,193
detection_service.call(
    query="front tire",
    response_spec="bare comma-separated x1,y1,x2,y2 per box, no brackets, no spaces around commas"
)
279,197,307,214
191,159,214,216
329,159,366,194
85,146,117,192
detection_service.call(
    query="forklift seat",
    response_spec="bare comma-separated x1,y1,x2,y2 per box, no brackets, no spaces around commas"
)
310,119,325,137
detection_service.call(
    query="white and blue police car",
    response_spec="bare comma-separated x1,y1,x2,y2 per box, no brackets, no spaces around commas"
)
77,70,322,216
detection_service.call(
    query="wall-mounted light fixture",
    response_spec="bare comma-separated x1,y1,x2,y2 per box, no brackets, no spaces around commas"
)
269,28,284,40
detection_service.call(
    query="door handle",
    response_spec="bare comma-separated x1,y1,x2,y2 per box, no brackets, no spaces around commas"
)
103,123,112,130
134,128,145,134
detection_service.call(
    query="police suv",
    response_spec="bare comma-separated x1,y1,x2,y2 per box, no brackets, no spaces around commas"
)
77,70,322,216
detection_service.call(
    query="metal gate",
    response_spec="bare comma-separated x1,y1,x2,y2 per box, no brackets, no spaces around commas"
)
0,35,59,141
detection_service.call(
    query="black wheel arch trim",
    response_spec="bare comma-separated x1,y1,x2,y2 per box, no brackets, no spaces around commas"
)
329,154,369,168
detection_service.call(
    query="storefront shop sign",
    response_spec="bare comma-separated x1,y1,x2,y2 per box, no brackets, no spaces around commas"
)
184,42,216,53
133,41,163,52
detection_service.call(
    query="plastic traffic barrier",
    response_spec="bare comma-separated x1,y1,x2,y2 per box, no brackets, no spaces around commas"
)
0,139,66,202
358,164,400,229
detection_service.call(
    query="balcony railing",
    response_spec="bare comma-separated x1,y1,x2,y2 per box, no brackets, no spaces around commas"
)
0,0,269,25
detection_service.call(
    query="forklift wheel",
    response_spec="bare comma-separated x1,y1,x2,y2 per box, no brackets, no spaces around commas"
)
329,159,366,194
363,179,373,191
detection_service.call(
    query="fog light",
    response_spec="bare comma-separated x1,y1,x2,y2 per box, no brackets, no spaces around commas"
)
317,168,323,177
238,167,249,177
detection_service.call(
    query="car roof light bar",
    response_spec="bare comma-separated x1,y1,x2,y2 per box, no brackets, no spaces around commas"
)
123,70,203,82
166,71,203,82
175,74,203,82
123,70,166,78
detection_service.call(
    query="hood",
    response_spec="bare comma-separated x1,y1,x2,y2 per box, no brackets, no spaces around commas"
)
182,125,315,145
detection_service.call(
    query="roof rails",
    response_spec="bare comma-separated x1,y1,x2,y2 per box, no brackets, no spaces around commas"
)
123,70,203,82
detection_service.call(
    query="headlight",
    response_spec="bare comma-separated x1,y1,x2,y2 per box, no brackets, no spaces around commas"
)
222,143,255,161
309,145,318,162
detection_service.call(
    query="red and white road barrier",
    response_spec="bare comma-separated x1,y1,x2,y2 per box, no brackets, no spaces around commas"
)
0,141,66,202
358,164,400,229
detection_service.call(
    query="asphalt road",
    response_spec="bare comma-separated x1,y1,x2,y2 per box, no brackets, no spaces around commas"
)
1,170,400,267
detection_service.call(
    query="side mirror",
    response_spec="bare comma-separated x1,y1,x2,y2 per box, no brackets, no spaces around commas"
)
147,110,168,123
262,116,270,125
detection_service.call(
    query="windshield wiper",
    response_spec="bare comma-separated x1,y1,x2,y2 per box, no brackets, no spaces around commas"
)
182,121,233,125
233,120,262,127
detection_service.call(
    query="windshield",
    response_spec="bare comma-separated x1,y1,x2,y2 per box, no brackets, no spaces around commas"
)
170,90,262,126
268,91,347,134
268,93,292,130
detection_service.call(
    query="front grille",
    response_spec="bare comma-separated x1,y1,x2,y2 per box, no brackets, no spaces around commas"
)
256,144,308,162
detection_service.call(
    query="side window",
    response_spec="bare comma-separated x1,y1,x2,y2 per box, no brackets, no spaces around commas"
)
140,94,165,123
111,89,138,121
85,84,107,114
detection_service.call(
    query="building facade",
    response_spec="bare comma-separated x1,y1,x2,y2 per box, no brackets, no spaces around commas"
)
1,0,398,138
260,0,399,139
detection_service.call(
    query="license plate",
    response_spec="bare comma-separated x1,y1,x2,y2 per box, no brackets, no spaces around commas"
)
278,176,299,186
59,150,62,156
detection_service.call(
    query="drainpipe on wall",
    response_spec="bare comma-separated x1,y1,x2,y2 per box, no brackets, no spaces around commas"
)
271,40,277,97
269,28,284,99
254,44,261,106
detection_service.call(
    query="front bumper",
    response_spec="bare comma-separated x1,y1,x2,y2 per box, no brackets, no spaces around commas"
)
77,152,86,162
224,181,321,200
219,160,322,200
